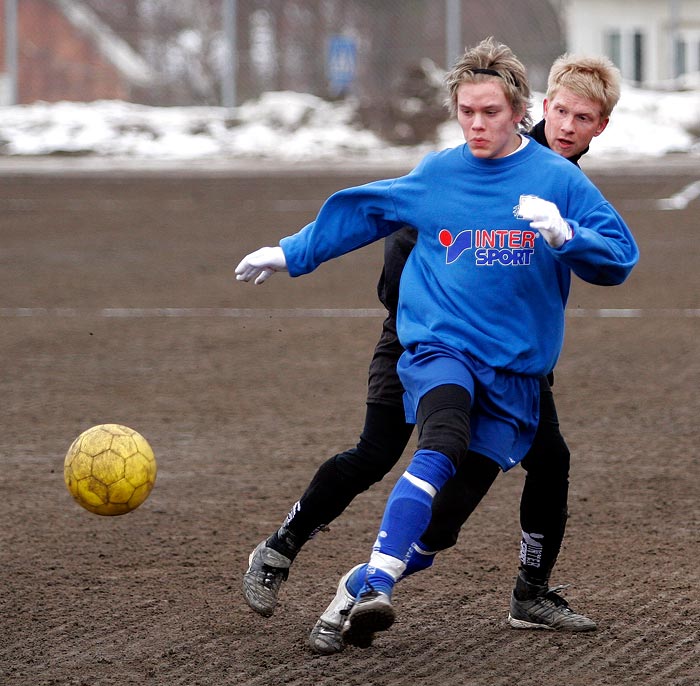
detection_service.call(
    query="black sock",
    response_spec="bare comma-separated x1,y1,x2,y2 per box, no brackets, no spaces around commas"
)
266,526,303,561
514,568,549,600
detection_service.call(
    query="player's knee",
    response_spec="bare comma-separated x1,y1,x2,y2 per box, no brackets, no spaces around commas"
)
523,435,571,480
416,384,471,469
331,446,392,489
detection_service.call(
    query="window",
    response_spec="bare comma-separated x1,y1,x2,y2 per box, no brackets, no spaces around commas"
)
605,30,622,70
674,39,687,77
633,31,644,83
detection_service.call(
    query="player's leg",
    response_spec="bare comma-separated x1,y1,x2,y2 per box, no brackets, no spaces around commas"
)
285,313,410,547
276,412,412,550
409,449,501,568
243,403,412,617
244,315,412,617
342,383,472,648
508,376,596,631
308,450,498,655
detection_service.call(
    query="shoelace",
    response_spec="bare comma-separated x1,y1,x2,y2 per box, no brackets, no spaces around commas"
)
258,564,289,587
542,584,573,611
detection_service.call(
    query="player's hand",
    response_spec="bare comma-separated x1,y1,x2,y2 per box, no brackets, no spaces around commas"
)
515,195,572,248
235,246,287,285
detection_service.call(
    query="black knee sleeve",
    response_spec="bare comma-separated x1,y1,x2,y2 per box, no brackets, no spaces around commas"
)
416,384,471,469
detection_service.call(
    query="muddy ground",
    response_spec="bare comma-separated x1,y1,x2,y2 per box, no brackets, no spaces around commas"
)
1,158,698,685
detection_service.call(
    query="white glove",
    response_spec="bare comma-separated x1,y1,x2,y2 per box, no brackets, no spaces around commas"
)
514,195,572,248
235,246,287,285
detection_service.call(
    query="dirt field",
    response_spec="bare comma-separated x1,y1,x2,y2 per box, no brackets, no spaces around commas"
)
1,157,698,686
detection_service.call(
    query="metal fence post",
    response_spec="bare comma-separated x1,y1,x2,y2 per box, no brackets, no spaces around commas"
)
222,0,237,107
4,0,18,104
445,0,461,69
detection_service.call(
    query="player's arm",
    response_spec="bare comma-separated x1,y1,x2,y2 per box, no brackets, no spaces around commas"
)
555,202,639,285
236,178,404,284
515,194,638,286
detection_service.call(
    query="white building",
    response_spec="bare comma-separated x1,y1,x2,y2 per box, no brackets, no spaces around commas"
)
563,0,700,87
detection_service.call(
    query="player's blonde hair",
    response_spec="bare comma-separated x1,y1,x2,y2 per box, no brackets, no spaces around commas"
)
445,37,532,130
547,54,622,119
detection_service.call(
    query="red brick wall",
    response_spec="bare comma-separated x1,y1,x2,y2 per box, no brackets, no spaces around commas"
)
0,0,130,103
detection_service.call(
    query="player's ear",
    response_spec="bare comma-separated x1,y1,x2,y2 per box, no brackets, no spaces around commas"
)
513,103,526,125
593,116,609,137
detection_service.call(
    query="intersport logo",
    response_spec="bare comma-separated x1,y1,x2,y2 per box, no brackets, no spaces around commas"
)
439,228,537,266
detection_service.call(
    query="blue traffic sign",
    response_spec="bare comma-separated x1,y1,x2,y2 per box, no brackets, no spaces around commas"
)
327,35,357,95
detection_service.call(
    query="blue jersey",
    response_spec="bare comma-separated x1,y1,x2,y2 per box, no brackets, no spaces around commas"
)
281,140,638,378
281,140,638,468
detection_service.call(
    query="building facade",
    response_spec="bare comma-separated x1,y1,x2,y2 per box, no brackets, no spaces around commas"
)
564,0,700,87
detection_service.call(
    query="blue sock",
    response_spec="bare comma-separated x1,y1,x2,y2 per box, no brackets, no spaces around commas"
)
362,450,455,595
345,563,368,597
346,548,435,596
401,541,437,578
360,567,395,596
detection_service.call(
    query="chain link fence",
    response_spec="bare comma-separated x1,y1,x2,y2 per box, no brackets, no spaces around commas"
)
4,0,565,144
78,0,564,104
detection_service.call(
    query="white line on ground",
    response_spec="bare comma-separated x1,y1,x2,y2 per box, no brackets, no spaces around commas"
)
0,307,698,318
655,179,700,210
567,308,700,317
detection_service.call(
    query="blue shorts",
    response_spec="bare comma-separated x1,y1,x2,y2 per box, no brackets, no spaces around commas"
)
397,343,540,471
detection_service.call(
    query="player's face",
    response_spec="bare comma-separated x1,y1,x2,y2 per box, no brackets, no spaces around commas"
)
543,86,609,158
456,80,524,159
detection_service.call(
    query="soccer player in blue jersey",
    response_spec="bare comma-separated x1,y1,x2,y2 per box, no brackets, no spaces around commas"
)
236,38,637,650
239,50,622,654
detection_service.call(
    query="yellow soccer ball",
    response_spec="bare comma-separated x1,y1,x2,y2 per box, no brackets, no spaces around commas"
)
64,424,157,516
